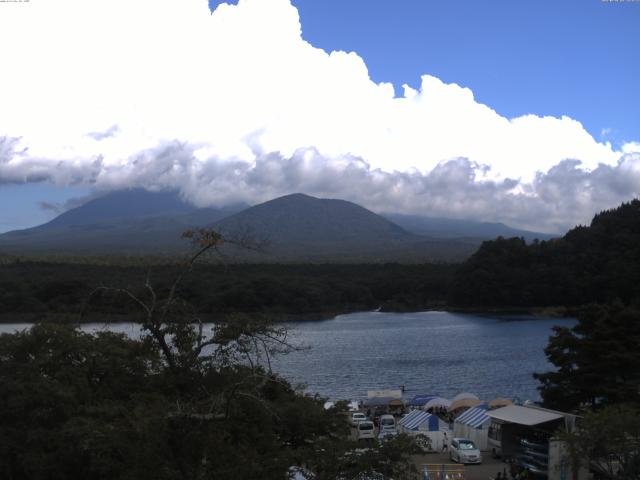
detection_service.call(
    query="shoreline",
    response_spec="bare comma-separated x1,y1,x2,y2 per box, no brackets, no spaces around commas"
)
0,304,577,325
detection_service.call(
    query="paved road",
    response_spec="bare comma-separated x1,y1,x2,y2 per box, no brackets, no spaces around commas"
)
412,452,508,480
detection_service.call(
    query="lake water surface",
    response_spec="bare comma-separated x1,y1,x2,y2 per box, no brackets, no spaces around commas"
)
0,311,575,402
270,311,575,402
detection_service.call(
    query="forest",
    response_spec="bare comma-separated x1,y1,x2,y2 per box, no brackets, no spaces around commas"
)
0,260,456,323
450,200,640,308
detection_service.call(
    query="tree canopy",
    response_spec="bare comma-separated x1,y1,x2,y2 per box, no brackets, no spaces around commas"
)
534,304,640,411
450,200,640,308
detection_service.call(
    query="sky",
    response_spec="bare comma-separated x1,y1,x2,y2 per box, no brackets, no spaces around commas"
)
0,0,638,234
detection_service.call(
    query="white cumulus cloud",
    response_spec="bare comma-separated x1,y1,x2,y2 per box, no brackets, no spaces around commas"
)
0,0,638,232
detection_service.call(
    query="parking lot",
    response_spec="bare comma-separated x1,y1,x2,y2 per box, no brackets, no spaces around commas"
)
350,423,507,480
411,451,507,480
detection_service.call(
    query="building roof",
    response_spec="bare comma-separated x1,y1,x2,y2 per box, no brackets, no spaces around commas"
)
455,406,491,429
486,405,564,426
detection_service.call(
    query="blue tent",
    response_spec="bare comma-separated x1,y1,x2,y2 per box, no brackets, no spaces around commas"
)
398,410,440,431
407,395,437,407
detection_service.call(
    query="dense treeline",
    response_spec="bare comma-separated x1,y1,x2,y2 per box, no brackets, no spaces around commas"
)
0,261,456,322
450,199,640,308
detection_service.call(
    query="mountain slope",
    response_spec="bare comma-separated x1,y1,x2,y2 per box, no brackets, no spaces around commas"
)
0,190,243,253
214,193,409,244
42,189,196,228
383,213,556,241
0,190,545,261
212,194,477,261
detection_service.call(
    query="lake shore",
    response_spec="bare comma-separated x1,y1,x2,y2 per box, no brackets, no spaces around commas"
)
0,304,577,325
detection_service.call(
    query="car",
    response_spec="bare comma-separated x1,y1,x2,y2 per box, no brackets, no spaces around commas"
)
350,412,368,426
379,414,396,432
356,420,376,440
377,429,398,442
450,437,482,464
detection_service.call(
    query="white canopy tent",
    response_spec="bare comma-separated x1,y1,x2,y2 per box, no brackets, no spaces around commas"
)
422,397,451,411
452,392,479,402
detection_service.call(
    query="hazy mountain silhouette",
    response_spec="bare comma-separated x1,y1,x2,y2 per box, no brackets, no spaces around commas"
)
0,190,551,261
0,189,244,253
383,213,556,242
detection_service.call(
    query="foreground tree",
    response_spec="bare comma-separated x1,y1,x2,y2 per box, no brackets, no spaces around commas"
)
562,405,640,480
534,304,640,411
0,229,419,479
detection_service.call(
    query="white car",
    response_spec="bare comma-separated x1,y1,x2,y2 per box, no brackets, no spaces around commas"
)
450,438,482,464
379,414,396,431
350,412,368,426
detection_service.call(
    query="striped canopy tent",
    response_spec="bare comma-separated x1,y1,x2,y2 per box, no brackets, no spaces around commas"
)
399,410,440,431
488,398,513,409
452,392,479,402
455,406,490,428
449,398,483,412
453,406,491,450
407,395,437,407
422,397,451,411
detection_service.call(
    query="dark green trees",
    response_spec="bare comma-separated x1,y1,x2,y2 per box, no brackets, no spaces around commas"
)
562,405,640,480
534,304,640,411
450,199,640,308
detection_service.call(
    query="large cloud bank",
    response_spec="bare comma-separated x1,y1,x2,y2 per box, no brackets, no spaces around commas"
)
0,0,638,233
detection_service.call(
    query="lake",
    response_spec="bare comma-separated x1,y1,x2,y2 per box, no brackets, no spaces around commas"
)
0,311,574,402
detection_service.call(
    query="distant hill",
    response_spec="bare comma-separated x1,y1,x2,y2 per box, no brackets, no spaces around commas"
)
0,190,552,262
450,199,640,307
382,213,556,242
212,193,481,261
0,190,244,253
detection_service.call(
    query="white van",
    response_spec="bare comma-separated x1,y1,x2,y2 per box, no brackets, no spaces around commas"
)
379,414,396,433
357,421,375,440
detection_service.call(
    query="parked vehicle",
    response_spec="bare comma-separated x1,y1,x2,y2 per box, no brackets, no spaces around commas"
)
450,438,482,464
357,421,376,440
488,420,503,458
351,412,368,426
379,414,396,432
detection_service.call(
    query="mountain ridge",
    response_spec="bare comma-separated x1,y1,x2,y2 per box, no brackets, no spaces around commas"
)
0,190,555,261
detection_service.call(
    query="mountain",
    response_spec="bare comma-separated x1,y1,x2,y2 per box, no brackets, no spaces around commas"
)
0,190,550,261
0,189,244,253
211,193,437,261
382,213,556,241
210,193,483,261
